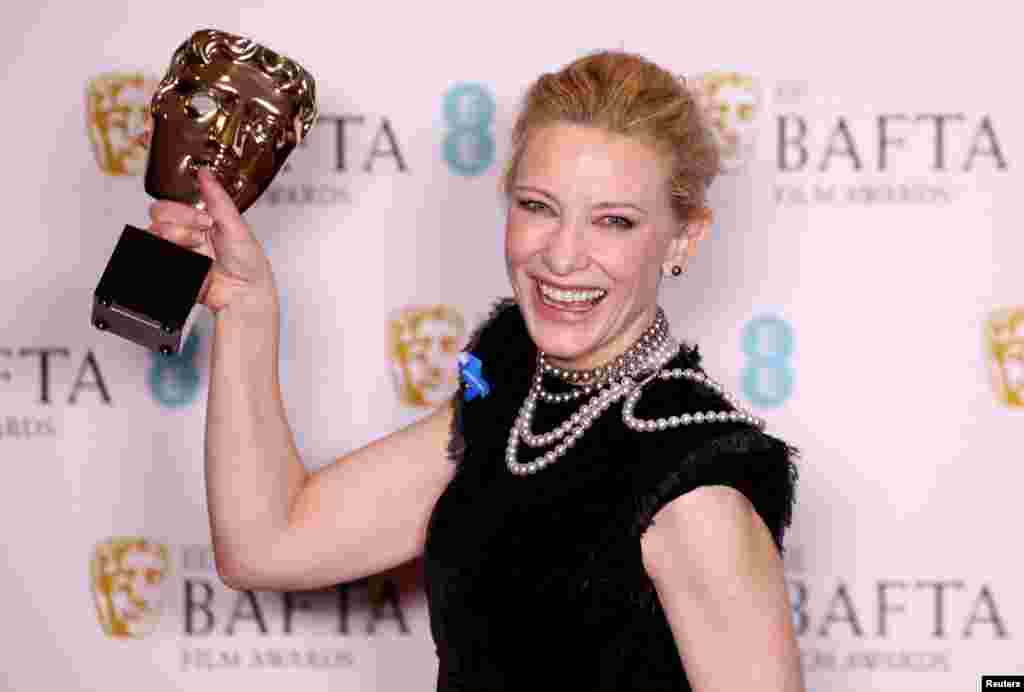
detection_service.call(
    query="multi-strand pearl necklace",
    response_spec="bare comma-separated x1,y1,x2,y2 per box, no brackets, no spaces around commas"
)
505,309,764,476
536,307,673,402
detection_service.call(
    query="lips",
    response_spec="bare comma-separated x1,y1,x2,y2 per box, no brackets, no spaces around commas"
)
534,277,608,314
186,152,243,196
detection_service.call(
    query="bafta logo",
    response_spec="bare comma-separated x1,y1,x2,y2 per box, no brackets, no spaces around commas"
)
85,73,158,176
389,306,465,407
690,72,760,173
91,537,170,638
986,308,1024,407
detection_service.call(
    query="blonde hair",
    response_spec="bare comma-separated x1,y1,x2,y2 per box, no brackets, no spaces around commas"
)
503,51,719,224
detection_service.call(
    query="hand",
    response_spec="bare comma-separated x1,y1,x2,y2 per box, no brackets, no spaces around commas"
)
148,168,277,315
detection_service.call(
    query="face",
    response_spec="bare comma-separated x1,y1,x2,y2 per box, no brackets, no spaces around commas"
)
86,73,156,176
693,72,759,172
92,539,169,638
988,308,1024,407
146,58,299,212
506,123,706,370
391,309,464,407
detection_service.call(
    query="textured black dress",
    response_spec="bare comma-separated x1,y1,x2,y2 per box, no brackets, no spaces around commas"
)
424,301,797,691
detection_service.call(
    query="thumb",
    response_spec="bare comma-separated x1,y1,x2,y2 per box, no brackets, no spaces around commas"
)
197,167,253,243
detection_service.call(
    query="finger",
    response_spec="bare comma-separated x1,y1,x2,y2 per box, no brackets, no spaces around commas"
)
197,167,251,242
150,200,214,230
149,221,208,250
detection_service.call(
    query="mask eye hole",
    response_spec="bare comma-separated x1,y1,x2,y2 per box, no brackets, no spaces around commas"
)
186,92,218,119
249,120,270,144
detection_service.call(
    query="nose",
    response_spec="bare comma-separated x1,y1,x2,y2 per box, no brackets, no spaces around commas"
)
208,107,245,157
542,219,589,276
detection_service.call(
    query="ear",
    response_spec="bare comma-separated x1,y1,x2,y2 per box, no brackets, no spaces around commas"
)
663,208,713,276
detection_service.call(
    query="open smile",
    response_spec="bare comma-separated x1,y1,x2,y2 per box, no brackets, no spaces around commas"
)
534,278,608,313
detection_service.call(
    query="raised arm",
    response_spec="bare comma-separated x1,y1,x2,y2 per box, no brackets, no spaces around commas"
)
150,168,456,593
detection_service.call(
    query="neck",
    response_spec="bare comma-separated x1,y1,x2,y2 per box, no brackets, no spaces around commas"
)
544,306,661,373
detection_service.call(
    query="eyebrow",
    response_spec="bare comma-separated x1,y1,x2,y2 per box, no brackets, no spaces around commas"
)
251,97,283,116
513,185,649,215
592,201,647,215
203,80,239,96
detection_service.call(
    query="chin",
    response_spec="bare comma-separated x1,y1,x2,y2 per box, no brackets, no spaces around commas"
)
519,278,616,362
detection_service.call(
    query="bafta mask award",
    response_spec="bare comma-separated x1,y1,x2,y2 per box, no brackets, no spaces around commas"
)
92,29,318,354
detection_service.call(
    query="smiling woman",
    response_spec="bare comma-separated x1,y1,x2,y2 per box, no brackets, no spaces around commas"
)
146,48,802,692
424,51,803,691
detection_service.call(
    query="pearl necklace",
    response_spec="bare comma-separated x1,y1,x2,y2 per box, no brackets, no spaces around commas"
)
505,312,765,476
622,368,764,432
536,307,671,403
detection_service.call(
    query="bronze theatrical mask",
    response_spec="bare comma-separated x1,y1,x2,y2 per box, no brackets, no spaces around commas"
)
92,30,318,354
147,30,317,212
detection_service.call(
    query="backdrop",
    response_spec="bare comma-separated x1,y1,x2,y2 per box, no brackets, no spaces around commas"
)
2,2,1021,690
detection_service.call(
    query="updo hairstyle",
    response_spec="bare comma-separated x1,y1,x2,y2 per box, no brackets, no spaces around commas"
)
503,51,720,225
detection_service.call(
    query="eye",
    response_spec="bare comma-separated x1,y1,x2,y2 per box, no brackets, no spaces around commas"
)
174,79,197,96
517,198,551,214
185,92,219,119
597,215,635,230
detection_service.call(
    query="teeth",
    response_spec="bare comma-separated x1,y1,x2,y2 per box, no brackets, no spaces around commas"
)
539,282,607,304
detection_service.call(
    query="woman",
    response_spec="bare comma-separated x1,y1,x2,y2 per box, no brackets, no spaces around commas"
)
149,51,803,691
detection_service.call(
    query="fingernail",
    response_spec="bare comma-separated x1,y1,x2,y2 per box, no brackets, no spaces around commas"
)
197,213,214,229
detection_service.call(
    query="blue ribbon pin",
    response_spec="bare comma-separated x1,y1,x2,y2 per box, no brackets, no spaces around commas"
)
457,352,491,401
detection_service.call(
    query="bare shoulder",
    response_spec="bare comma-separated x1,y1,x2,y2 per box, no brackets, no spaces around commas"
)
640,485,779,589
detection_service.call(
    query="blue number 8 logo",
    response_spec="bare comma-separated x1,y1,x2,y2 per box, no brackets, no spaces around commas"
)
741,316,794,408
442,83,495,177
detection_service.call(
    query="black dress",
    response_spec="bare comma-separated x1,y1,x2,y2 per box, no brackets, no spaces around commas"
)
424,301,797,691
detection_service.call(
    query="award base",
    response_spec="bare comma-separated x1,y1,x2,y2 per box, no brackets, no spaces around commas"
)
92,225,212,355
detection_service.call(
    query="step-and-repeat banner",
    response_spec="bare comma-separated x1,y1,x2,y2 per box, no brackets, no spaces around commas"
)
2,2,1021,691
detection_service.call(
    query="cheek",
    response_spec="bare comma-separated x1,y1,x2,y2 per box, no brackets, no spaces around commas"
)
149,131,186,173
504,218,539,269
154,117,203,154
596,237,662,285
